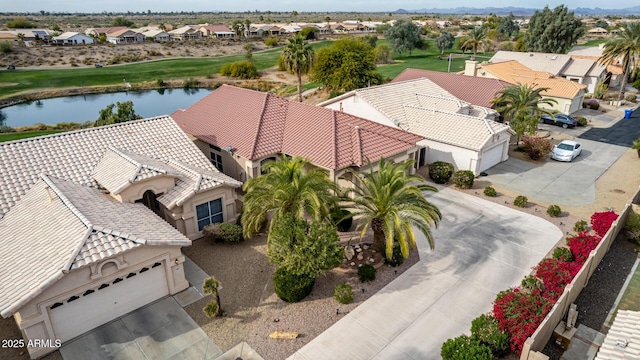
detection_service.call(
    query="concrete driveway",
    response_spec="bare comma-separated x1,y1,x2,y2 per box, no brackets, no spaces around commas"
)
60,296,222,360
483,138,628,206
289,187,561,360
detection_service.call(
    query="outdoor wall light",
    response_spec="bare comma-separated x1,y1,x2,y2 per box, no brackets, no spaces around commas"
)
174,259,179,265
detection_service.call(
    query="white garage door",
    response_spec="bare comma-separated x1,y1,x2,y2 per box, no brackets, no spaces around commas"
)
49,263,169,343
479,142,506,173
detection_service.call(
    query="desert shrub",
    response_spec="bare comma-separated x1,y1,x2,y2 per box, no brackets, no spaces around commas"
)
441,335,493,360
588,99,600,110
574,220,588,232
552,247,573,262
514,195,528,208
632,78,640,90
385,243,405,267
0,41,13,54
452,170,475,189
334,283,353,304
183,78,198,88
590,211,619,236
493,288,553,353
203,222,244,242
625,93,637,102
483,186,497,197
470,314,510,357
0,125,15,133
273,268,315,303
567,232,602,263
625,209,640,243
574,116,588,126
156,79,166,87
521,275,543,291
264,36,279,47
535,258,581,301
521,136,553,160
357,264,376,282
547,205,561,217
331,208,353,232
220,61,259,79
428,161,454,184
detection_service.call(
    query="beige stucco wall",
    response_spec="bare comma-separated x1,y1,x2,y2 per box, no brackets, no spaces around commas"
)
14,245,189,359
419,139,481,174
540,94,584,115
115,176,177,203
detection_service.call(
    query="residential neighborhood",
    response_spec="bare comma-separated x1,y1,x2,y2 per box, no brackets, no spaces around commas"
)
0,5,640,360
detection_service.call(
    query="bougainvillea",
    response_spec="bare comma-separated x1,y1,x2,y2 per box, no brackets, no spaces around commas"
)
493,288,553,354
590,211,618,237
567,232,602,263
534,259,582,301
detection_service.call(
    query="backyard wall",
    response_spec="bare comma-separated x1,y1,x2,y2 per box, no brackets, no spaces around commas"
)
521,186,640,360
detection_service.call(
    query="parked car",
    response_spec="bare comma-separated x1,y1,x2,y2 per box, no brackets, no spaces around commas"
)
6,65,15,70
551,140,582,162
541,114,578,129
94,63,102,68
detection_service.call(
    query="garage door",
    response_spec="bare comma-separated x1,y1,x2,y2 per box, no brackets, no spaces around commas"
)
479,142,505,173
49,263,169,343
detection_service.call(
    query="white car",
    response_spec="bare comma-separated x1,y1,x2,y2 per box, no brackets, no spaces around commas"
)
551,140,582,162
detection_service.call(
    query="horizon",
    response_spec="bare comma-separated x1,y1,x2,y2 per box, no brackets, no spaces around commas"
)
3,1,639,14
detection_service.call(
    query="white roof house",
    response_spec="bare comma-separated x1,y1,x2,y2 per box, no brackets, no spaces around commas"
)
595,310,640,360
319,79,513,175
52,32,94,45
0,116,241,358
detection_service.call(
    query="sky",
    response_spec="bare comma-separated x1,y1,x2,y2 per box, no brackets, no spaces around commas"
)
4,0,638,13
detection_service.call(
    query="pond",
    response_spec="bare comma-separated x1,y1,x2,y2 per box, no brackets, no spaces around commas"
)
0,88,212,128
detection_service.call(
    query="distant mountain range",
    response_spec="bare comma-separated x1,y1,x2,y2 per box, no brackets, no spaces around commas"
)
394,6,640,16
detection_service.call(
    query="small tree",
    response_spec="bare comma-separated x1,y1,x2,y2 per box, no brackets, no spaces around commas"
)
435,31,455,54
202,276,222,317
384,19,422,56
95,101,142,126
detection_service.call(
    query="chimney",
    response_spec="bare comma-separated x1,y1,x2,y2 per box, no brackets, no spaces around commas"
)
464,60,478,77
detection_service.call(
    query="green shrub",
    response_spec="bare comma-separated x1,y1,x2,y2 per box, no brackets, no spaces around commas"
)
552,247,574,262
156,78,165,87
428,161,454,184
441,335,493,360
574,220,588,232
273,267,315,303
334,283,353,304
331,208,353,232
385,243,405,267
589,101,600,110
0,41,12,54
220,61,259,79
625,93,637,103
264,36,279,47
470,314,510,357
452,170,475,189
625,209,640,243
547,205,562,217
521,275,543,291
574,116,588,127
521,136,553,160
203,222,244,242
300,26,319,40
483,186,497,197
183,78,198,88
514,195,528,208
358,264,376,282
633,78,640,90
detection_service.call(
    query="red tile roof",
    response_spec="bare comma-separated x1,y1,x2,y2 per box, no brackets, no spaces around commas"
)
200,24,233,33
392,69,511,108
172,85,423,170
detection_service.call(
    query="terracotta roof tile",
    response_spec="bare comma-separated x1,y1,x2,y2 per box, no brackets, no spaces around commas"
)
391,69,511,108
172,85,423,170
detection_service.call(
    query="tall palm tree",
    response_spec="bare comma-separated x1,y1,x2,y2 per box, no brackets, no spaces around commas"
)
599,22,640,104
344,158,442,261
462,27,488,60
280,34,315,102
202,276,222,317
241,156,339,238
491,83,557,141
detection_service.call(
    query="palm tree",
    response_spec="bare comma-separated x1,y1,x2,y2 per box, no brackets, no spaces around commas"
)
202,276,222,317
461,27,488,60
491,83,557,142
344,158,442,261
241,156,339,238
280,34,315,102
599,22,640,104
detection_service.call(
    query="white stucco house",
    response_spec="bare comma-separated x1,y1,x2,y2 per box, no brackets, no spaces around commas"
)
0,116,241,358
319,79,514,175
51,32,94,45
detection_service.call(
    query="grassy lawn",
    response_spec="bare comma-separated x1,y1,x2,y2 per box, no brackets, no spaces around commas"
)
0,130,64,142
580,39,608,47
0,41,332,99
616,259,640,312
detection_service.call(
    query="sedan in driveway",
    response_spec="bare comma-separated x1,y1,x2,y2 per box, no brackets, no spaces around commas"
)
541,114,578,128
551,140,582,162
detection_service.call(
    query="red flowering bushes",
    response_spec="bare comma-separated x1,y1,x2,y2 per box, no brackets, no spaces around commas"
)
493,288,553,353
567,232,601,263
521,136,553,160
534,259,582,301
590,211,618,237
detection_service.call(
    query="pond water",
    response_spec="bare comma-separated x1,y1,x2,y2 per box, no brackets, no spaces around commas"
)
0,88,212,128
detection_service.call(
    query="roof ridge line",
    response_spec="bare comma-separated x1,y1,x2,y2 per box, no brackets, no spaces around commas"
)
106,146,168,182
40,174,93,229
250,92,272,159
403,104,493,122
332,111,338,169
